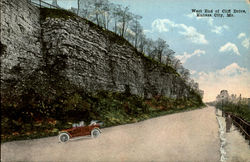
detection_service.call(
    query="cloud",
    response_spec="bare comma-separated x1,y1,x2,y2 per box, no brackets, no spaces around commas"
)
193,63,250,102
186,13,196,19
211,25,229,34
177,25,208,44
207,18,214,26
186,13,228,34
238,32,246,39
175,49,206,63
241,37,250,49
186,13,214,26
220,63,247,75
219,42,240,55
152,19,170,32
152,19,208,44
237,33,249,49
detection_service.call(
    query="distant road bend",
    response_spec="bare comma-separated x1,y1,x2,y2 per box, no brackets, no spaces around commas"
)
1,106,220,162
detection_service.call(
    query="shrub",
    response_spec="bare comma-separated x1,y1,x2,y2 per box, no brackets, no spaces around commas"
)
216,101,250,122
1,89,203,142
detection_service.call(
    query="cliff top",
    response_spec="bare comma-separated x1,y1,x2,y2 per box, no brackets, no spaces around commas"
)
40,8,179,76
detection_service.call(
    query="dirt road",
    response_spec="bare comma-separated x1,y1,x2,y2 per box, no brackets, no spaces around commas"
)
1,106,220,162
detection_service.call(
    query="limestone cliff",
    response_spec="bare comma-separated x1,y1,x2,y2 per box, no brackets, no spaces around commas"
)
1,0,42,96
1,0,198,100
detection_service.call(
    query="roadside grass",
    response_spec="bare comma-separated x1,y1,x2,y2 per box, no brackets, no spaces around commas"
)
215,102,250,122
1,90,204,143
1,106,203,143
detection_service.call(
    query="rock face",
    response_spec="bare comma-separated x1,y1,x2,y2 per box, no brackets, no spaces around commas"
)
1,0,196,100
1,0,42,94
42,17,145,96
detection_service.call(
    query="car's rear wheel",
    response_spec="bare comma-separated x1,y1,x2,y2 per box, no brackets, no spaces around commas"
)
91,128,100,138
59,132,70,142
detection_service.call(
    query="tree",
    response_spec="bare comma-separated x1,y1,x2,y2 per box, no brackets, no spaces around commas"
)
165,49,175,66
100,1,112,29
88,0,112,29
145,38,155,58
111,4,122,34
172,57,182,70
124,29,135,43
77,0,80,15
154,38,169,63
118,6,133,37
188,79,196,90
199,90,204,99
52,0,59,7
78,0,94,19
130,15,142,48
137,33,147,53
179,68,190,82
93,0,104,26
193,82,199,91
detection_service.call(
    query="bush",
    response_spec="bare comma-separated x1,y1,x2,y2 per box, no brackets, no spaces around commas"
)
216,101,250,122
1,89,203,142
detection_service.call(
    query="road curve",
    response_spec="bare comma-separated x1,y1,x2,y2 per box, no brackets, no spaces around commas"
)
1,106,220,162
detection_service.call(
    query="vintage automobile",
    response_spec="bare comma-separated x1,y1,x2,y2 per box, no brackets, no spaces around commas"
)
58,120,103,142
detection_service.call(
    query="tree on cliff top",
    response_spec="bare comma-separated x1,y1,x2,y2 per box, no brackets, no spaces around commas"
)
52,0,59,7
73,0,202,96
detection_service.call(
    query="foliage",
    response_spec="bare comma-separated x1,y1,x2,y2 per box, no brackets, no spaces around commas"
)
216,101,250,122
1,89,203,143
40,8,77,20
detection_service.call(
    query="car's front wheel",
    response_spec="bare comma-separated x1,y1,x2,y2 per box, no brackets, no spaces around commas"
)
58,132,70,142
91,128,100,138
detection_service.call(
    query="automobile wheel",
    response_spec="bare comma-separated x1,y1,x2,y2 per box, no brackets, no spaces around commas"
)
91,128,100,138
59,132,70,142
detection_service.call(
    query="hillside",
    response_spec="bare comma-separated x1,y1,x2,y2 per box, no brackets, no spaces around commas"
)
1,0,203,142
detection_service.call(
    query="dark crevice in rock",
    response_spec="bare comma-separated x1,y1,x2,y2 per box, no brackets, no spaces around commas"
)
0,42,7,57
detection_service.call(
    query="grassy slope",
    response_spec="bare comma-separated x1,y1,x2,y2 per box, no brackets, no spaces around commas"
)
216,102,250,122
1,90,204,142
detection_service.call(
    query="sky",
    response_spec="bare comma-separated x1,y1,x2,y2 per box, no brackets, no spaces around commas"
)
45,0,250,102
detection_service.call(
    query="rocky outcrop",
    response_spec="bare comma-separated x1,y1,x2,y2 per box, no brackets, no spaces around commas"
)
1,0,196,100
41,16,146,96
1,0,42,94
41,14,190,98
